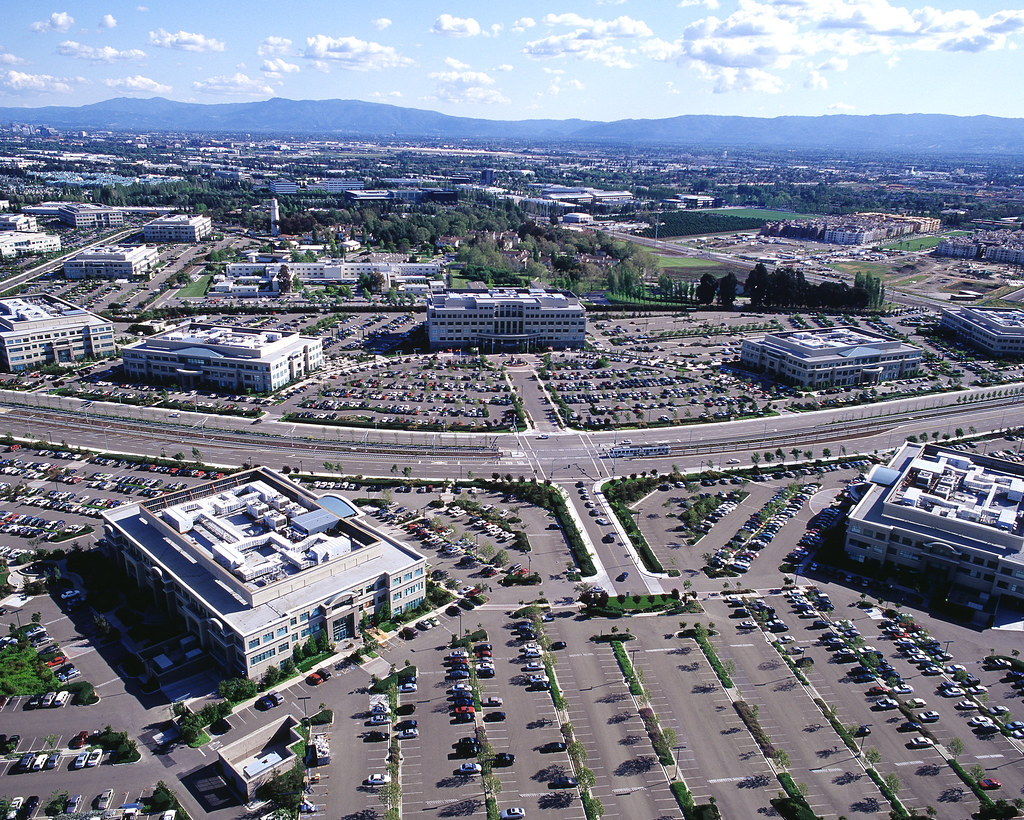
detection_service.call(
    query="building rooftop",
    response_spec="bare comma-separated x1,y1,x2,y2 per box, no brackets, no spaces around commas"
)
784,328,883,351
953,307,1024,329
431,288,581,309
160,325,290,352
0,296,95,328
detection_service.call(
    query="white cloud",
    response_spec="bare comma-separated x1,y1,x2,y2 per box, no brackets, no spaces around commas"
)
694,63,784,93
2,69,75,94
512,17,536,32
103,74,171,94
304,35,413,70
258,36,292,57
828,101,855,110
30,12,74,33
99,14,117,29
444,57,470,70
495,63,513,71
58,41,146,62
149,28,225,53
523,14,651,67
804,69,827,89
136,5,148,11
371,90,402,99
0,50,27,66
816,56,848,71
428,68,509,104
261,57,300,76
679,0,720,7
431,14,482,37
192,72,273,96
371,18,392,31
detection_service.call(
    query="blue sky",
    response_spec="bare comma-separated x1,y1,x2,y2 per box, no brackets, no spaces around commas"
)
3,0,1024,120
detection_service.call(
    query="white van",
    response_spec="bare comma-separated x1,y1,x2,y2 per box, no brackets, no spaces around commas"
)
52,690,71,708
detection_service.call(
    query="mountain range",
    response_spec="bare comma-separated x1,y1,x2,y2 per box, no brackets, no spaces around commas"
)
3,96,1024,154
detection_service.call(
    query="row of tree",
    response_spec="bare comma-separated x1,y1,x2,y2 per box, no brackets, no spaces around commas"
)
745,264,886,310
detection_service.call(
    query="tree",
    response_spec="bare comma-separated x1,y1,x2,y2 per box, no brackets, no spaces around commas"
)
948,736,964,760
864,747,881,765
773,748,791,769
883,771,902,797
696,273,717,305
718,272,738,308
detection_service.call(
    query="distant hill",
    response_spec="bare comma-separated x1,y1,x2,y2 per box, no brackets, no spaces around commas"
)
3,97,1024,153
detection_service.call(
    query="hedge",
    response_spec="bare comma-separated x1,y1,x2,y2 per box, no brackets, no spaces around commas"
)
867,767,909,817
733,700,774,756
690,631,734,688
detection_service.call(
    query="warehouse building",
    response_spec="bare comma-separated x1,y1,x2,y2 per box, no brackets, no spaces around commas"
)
121,322,323,392
0,295,115,371
740,327,921,387
104,468,427,679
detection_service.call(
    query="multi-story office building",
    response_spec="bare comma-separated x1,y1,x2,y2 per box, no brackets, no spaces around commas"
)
426,288,586,351
940,307,1024,356
740,327,921,387
0,296,115,371
847,443,1024,615
143,214,213,244
63,245,159,279
269,179,298,194
0,232,61,259
215,260,442,295
104,468,427,679
56,203,124,229
121,322,323,392
0,214,38,232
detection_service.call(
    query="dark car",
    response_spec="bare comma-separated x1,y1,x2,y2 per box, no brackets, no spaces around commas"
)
541,741,567,753
854,725,871,737
484,711,506,722
550,775,578,789
493,752,515,767
446,605,462,617
256,691,285,710
24,796,40,815
551,641,567,650
395,719,417,731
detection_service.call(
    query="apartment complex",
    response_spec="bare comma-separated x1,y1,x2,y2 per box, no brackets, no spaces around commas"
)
426,288,586,351
847,443,1024,614
57,203,125,230
935,230,1024,266
740,327,922,387
940,307,1024,356
761,213,941,245
0,296,115,371
103,468,427,679
121,322,323,392
143,214,213,243
63,245,159,279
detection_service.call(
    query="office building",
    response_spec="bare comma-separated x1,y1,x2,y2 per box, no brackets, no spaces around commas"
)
940,307,1024,356
740,327,921,387
426,288,586,351
847,443,1024,615
143,214,213,244
63,245,159,279
0,232,61,259
121,322,323,392
104,468,427,679
57,203,125,229
0,214,38,232
213,260,442,297
0,296,115,371
269,179,298,194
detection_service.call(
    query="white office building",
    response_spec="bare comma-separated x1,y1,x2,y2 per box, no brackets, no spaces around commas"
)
0,214,38,232
64,245,159,279
847,443,1024,617
0,232,61,259
940,307,1024,357
426,288,586,351
103,468,427,679
213,260,443,297
0,296,115,371
57,203,125,229
143,214,213,244
121,322,323,392
740,327,921,387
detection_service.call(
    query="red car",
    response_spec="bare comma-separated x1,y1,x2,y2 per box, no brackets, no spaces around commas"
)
979,778,1002,790
453,705,475,715
69,731,90,749
305,672,324,686
45,655,68,668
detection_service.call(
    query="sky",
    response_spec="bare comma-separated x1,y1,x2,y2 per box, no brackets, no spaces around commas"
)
3,0,1024,120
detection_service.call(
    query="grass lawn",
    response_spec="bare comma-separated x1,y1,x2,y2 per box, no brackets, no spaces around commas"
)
655,255,726,270
176,274,212,298
832,261,892,277
448,276,471,289
706,208,818,220
879,235,945,251
0,643,59,695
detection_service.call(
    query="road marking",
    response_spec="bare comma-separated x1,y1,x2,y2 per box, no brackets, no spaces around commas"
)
730,643,755,647
894,760,923,766
975,754,1005,760
707,776,749,783
612,786,647,795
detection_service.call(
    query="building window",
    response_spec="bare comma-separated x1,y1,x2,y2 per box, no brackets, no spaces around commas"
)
249,648,276,666
248,638,260,650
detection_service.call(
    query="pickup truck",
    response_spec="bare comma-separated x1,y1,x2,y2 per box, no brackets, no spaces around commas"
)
483,696,503,707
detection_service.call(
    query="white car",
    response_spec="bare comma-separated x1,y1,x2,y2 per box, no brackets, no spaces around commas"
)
399,682,418,693
450,683,472,693
908,736,933,748
893,684,914,695
955,700,978,711
85,748,102,767
500,810,526,820
775,635,795,644
969,716,995,728
367,773,391,786
397,728,419,739
72,751,89,770
457,762,482,775
940,687,964,698
738,621,757,630
524,661,544,671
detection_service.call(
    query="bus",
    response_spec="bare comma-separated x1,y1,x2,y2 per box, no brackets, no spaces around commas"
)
607,443,671,459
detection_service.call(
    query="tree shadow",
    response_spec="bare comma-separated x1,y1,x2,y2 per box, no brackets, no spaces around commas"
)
439,799,482,817
538,793,575,810
532,764,567,783
848,797,880,813
597,692,629,704
915,764,941,777
526,718,552,730
739,774,772,789
692,683,716,694
832,771,862,785
620,734,643,746
608,712,633,725
614,755,656,777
